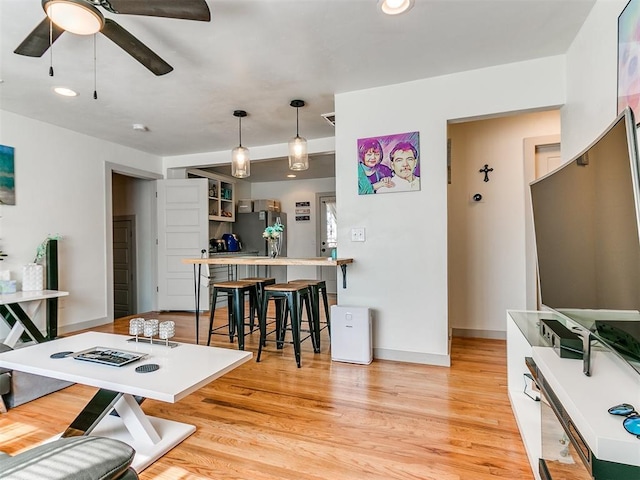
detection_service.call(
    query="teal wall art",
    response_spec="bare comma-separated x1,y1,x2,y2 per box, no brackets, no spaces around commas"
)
0,145,15,205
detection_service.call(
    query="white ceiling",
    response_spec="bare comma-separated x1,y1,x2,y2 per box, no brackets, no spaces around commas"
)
1,0,595,166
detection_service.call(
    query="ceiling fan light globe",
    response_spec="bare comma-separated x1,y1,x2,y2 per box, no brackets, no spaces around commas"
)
43,0,104,35
288,136,309,171
232,146,250,178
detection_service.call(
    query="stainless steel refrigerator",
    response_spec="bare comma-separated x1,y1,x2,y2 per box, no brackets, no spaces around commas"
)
233,211,287,282
233,211,287,256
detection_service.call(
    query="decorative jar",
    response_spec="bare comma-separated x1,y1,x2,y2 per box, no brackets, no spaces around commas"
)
22,263,44,291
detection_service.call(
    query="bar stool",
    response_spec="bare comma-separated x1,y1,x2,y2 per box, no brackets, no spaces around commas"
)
257,283,316,367
288,279,331,349
239,277,276,332
207,280,259,350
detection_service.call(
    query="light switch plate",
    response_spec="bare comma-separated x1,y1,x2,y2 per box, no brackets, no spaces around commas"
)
351,227,366,242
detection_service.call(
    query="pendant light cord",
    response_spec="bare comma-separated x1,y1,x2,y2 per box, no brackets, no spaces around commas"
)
49,19,54,77
296,107,299,137
238,115,242,147
93,34,98,99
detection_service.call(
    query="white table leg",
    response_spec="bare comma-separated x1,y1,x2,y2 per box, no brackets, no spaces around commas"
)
113,394,161,445
90,394,196,472
4,323,25,348
2,300,44,347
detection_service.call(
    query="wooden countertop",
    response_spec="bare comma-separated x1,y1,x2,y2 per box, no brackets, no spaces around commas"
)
182,256,353,266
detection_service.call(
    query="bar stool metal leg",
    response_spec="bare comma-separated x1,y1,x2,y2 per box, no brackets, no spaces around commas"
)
207,286,219,347
234,288,247,350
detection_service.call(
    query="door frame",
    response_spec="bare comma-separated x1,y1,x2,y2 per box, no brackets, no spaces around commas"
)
315,191,337,294
105,163,162,322
523,135,561,310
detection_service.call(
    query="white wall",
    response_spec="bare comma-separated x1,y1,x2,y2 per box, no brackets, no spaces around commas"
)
335,56,566,365
0,111,162,334
563,0,628,159
448,111,561,338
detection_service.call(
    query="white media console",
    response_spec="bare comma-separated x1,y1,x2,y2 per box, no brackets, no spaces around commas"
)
507,311,640,480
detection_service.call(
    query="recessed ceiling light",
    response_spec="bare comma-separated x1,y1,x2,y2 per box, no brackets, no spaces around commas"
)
132,123,149,132
53,86,78,97
287,174,297,178
378,0,414,15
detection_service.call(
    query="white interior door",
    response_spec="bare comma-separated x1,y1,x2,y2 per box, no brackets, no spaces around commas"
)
317,193,337,294
157,179,209,311
535,144,563,177
524,138,561,310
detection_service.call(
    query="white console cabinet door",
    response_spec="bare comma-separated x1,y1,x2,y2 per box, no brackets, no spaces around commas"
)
157,179,209,311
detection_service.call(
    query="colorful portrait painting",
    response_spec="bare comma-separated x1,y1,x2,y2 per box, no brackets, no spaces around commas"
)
618,0,640,120
357,131,420,195
0,145,15,205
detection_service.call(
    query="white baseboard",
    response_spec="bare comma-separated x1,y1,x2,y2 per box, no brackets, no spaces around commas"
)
58,317,112,335
373,348,451,366
452,328,506,340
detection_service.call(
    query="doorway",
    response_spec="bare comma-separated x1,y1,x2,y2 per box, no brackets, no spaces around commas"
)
109,169,160,320
316,192,337,294
447,110,561,338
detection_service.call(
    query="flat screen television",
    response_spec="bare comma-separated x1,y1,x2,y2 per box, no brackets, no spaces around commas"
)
530,107,640,373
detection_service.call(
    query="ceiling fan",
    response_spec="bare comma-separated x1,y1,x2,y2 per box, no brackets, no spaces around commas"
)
14,0,211,76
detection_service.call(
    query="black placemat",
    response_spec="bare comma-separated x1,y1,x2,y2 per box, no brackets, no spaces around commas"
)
135,363,159,373
50,351,74,359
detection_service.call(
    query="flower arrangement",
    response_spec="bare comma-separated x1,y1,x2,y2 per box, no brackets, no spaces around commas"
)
263,221,284,257
262,221,284,240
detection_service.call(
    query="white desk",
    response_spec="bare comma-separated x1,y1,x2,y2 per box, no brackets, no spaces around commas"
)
0,290,69,346
0,331,252,471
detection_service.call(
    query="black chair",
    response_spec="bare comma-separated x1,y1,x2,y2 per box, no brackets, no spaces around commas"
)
287,279,331,350
207,280,259,350
239,276,276,332
257,283,316,367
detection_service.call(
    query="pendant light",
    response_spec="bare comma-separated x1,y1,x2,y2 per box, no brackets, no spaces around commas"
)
288,99,308,171
231,110,250,178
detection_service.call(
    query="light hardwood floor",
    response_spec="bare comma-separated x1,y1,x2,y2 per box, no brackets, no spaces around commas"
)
0,308,533,480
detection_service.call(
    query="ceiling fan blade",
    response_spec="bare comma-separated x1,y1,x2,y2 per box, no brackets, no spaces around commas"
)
14,17,65,57
101,18,173,76
105,0,211,22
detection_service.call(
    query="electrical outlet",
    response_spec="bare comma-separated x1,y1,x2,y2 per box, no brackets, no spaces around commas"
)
351,227,366,242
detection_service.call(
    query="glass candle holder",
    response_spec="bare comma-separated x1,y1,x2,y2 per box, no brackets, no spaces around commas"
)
159,321,176,346
144,319,159,343
129,318,145,341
